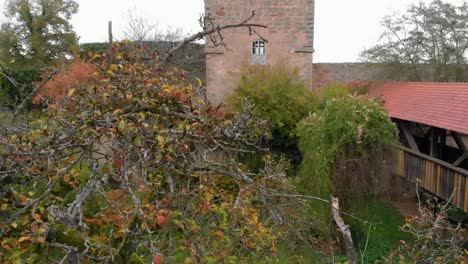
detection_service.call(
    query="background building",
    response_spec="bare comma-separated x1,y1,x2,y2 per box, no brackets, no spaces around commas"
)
204,0,315,104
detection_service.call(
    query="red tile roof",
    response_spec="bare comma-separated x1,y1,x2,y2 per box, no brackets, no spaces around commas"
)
368,82,468,135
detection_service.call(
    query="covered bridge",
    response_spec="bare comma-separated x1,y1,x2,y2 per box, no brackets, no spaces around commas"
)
369,82,468,212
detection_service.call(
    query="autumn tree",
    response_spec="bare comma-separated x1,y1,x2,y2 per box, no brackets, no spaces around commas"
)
0,12,335,263
0,41,314,263
360,0,468,82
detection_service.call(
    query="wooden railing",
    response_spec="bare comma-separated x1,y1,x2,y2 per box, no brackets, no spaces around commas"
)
395,146,468,212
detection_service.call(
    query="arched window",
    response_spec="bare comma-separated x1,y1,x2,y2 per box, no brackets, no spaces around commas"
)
252,40,266,64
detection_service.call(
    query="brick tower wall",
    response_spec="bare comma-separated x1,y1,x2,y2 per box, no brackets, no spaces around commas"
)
205,0,315,104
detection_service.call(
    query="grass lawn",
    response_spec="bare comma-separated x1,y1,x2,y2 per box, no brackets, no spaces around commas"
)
347,199,413,263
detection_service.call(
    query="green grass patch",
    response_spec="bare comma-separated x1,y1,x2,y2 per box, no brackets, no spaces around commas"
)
249,242,326,264
347,199,413,263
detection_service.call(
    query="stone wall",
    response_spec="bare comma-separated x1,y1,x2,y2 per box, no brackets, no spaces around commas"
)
312,63,410,91
313,63,468,91
205,0,314,104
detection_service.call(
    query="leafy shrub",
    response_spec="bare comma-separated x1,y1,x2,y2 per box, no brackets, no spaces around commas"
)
320,83,350,102
32,60,95,105
228,64,319,138
0,67,39,106
296,95,397,224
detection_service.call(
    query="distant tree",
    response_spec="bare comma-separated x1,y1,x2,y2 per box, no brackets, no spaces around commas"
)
0,0,79,68
0,0,79,106
360,0,468,82
123,9,185,44
123,9,157,44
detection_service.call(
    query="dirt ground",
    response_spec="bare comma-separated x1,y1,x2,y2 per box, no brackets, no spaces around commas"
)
389,196,420,217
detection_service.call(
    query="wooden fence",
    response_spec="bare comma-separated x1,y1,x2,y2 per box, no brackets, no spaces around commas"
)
395,146,468,212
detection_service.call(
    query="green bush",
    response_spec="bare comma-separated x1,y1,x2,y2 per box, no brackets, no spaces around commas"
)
296,95,397,226
320,83,350,102
0,67,40,106
227,64,319,138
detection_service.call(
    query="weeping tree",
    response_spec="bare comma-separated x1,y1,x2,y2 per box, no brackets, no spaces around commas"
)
297,94,398,227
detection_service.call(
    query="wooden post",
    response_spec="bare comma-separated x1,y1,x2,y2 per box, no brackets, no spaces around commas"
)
430,128,439,158
332,196,356,264
108,21,113,48
439,129,446,160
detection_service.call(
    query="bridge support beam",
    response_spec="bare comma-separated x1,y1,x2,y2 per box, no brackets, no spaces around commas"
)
400,122,420,152
451,131,467,152
430,128,439,158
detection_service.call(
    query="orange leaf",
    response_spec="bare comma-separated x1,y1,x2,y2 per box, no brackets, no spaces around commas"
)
33,214,41,221
37,237,45,244
18,236,32,243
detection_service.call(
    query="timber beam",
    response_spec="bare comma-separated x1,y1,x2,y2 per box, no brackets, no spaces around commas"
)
451,131,467,152
430,128,440,158
453,151,468,167
450,131,468,167
400,122,420,152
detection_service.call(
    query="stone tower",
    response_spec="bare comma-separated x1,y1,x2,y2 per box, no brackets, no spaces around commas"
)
204,0,315,104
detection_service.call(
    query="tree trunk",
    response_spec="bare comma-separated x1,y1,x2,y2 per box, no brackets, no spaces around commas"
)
332,196,356,264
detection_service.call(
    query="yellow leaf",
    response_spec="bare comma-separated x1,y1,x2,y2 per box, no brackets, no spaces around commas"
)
10,223,17,229
107,70,116,77
109,64,119,72
162,84,172,93
113,109,123,115
67,88,76,97
157,135,165,146
18,236,32,243
196,78,203,87
1,204,7,210
118,120,126,131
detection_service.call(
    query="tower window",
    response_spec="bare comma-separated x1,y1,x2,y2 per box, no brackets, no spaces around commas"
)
252,40,266,55
252,40,267,65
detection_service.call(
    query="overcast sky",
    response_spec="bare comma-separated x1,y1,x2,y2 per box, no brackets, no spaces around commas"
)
0,0,465,62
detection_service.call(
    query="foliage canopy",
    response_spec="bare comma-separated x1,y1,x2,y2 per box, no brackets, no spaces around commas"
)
0,42,312,263
360,0,468,82
297,95,397,220
0,0,79,106
0,0,79,68
227,64,318,138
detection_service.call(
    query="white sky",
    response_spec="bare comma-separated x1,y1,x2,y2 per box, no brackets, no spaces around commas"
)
0,0,465,62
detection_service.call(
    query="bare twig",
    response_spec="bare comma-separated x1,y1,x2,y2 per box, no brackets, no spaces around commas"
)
13,69,59,119
161,11,267,62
